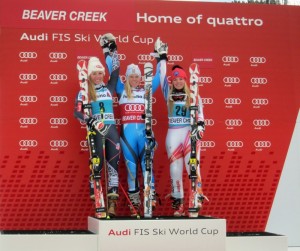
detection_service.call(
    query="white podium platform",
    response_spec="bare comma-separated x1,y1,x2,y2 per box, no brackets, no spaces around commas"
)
0,217,288,251
226,232,288,251
88,216,226,251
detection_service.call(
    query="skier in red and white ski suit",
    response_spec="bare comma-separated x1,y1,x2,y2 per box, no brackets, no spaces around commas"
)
157,38,207,217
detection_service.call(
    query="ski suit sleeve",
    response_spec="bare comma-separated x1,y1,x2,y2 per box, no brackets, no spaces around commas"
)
116,78,124,96
73,90,88,122
103,50,123,96
152,60,162,93
104,50,120,94
158,59,169,102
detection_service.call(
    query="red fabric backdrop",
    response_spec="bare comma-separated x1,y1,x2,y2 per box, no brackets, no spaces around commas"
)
0,0,299,231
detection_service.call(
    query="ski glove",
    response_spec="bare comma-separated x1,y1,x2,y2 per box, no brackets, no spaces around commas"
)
100,33,117,53
154,37,168,61
191,121,205,141
87,117,109,136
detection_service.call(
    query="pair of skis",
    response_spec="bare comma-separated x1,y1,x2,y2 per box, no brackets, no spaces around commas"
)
143,62,155,218
77,59,107,219
188,63,205,218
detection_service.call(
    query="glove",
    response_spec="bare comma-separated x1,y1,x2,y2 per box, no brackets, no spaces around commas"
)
100,33,117,53
87,117,109,136
154,37,168,60
191,121,205,141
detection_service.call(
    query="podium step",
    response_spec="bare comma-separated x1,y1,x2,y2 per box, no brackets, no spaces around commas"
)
88,216,226,251
0,218,288,251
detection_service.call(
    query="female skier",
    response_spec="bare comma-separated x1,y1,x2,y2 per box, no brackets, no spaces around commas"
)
115,48,166,217
74,33,120,217
157,38,207,217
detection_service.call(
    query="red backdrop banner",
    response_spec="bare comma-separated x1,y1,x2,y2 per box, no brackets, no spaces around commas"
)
0,0,299,231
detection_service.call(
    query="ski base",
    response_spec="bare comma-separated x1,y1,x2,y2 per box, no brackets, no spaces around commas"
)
143,62,154,218
144,187,152,218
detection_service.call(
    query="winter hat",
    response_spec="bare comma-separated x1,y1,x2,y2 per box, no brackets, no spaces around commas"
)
170,67,187,82
126,64,141,78
88,57,105,76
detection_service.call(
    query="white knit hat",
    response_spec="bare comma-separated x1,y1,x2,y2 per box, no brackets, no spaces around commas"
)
88,57,105,76
126,64,141,78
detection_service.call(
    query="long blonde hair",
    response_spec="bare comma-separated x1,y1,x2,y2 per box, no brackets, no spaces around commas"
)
124,79,134,100
167,81,191,114
87,76,97,101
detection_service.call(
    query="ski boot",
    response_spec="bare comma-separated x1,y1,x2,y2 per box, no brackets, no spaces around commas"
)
107,195,118,218
128,191,141,217
150,190,159,211
171,197,185,217
188,193,209,218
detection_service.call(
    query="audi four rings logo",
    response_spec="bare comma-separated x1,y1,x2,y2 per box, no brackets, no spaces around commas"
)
50,118,68,125
253,119,270,127
49,52,67,60
222,56,239,63
19,52,37,59
118,54,126,60
49,96,68,102
49,74,68,81
251,78,268,84
19,140,38,147
80,140,88,148
224,98,241,105
199,77,213,84
204,119,214,126
50,140,68,147
19,118,38,125
225,119,243,126
223,77,240,84
19,96,38,102
200,141,216,148
252,98,269,105
249,57,266,64
254,141,271,148
167,55,183,61
19,74,38,81
125,104,144,112
137,54,154,61
226,141,244,148
201,98,214,104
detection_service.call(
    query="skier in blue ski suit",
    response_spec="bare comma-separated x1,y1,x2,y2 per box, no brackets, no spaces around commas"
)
115,50,165,216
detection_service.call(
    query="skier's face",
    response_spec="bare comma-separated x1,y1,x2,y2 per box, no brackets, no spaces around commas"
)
128,74,141,88
90,71,104,84
172,77,185,90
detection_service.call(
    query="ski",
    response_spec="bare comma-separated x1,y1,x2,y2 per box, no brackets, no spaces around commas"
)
188,63,201,218
76,59,106,219
143,62,154,218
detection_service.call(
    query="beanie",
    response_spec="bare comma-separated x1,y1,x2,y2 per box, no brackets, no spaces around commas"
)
126,64,141,78
170,67,187,82
88,57,105,76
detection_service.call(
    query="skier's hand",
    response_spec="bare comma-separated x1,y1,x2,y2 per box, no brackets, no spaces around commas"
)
191,121,205,141
154,37,168,60
87,117,109,136
87,117,98,131
100,33,117,53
